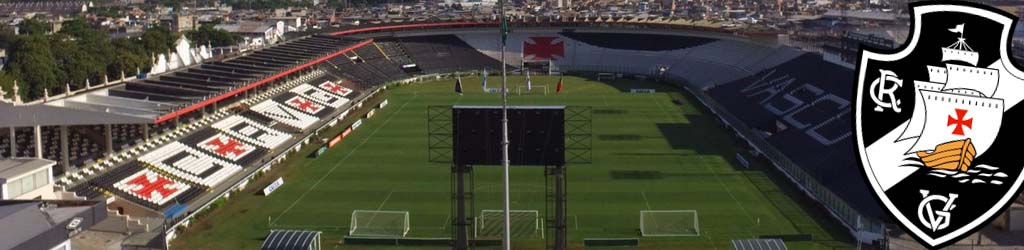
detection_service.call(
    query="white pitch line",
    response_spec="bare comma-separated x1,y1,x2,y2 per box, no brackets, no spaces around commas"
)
641,191,653,210
440,212,451,230
645,93,757,232
374,190,394,211
271,93,417,224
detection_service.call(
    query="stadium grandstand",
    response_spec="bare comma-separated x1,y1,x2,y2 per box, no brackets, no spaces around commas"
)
2,18,1023,250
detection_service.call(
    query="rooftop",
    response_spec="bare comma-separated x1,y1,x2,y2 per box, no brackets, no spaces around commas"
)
261,230,321,250
0,158,54,180
0,200,104,250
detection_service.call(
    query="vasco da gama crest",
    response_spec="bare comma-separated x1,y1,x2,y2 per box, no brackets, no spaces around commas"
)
856,2,1024,248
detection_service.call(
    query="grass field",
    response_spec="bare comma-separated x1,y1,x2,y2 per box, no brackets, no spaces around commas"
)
171,75,857,250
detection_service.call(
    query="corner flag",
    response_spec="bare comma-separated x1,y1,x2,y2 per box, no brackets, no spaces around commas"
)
500,15,509,45
482,69,488,90
556,76,564,94
455,74,464,94
525,70,532,91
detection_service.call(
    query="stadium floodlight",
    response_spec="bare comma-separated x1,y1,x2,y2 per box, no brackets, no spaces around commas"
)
349,210,410,237
640,210,700,237
476,210,542,239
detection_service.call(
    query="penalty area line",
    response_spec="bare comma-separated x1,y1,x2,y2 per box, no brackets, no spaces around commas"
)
271,93,418,225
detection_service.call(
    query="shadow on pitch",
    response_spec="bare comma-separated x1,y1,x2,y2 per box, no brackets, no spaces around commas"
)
656,121,743,158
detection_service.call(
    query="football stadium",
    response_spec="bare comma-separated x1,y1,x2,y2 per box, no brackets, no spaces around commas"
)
2,15,1024,250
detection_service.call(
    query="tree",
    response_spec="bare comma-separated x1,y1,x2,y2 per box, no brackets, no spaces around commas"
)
51,35,99,88
17,18,49,35
185,24,240,48
0,21,180,101
7,35,57,99
0,71,20,100
58,19,115,86
110,37,151,77
140,25,177,56
58,19,94,38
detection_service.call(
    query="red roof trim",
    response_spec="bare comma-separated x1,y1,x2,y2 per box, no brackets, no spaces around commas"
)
153,39,375,124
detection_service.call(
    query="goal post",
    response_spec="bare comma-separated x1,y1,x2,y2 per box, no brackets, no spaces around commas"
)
640,210,699,237
349,210,410,237
475,210,543,238
516,85,548,95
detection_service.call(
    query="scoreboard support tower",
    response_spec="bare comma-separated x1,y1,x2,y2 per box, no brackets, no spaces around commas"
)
431,105,589,250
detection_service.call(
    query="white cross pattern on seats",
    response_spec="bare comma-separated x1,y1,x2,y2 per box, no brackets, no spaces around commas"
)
291,84,349,108
198,133,256,161
212,115,291,149
252,99,319,129
139,142,243,187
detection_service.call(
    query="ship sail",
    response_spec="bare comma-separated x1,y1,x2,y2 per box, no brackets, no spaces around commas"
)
942,64,999,97
941,47,979,66
897,81,944,142
906,90,1003,156
927,65,948,83
897,81,981,142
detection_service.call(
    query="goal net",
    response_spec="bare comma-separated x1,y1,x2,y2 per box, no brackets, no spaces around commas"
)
597,73,616,81
516,85,548,95
475,210,542,238
349,210,410,237
640,210,699,236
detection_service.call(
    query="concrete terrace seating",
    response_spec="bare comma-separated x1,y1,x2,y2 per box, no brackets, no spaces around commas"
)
560,32,718,51
684,40,770,68
376,41,416,66
548,35,797,89
393,35,503,74
705,54,880,219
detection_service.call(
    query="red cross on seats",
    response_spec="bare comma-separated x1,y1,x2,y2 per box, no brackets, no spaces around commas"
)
289,98,319,112
205,137,247,157
126,174,179,200
523,37,565,60
947,108,973,136
323,82,345,94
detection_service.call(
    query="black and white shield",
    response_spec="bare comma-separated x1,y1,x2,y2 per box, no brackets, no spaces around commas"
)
855,2,1024,248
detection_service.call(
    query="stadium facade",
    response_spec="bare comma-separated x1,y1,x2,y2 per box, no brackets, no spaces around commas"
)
3,19,1023,248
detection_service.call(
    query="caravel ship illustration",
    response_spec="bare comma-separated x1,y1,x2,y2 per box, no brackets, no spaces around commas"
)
896,24,1004,172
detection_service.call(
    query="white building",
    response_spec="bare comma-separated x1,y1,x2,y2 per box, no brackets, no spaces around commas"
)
0,158,56,200
214,21,287,47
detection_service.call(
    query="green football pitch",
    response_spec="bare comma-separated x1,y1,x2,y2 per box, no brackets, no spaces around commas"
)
171,75,857,250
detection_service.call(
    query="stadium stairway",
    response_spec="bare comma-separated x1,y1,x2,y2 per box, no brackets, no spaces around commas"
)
102,209,149,232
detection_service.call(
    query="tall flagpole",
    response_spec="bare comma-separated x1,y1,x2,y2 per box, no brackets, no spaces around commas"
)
499,0,512,249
